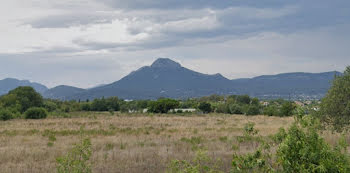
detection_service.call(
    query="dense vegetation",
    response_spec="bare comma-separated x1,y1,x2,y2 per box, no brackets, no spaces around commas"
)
0,86,300,121
0,87,296,120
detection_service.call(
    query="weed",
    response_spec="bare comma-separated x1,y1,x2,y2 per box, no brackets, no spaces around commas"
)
56,138,92,173
104,143,114,151
219,136,228,142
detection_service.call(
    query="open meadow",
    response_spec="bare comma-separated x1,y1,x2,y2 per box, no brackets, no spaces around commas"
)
0,113,297,173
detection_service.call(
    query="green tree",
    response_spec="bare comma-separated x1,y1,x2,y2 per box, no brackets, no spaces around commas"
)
229,104,243,114
320,67,350,132
236,95,251,105
279,102,296,117
91,97,108,111
198,102,212,113
0,86,43,113
106,97,120,111
246,105,260,115
263,105,279,116
148,98,180,113
251,98,260,105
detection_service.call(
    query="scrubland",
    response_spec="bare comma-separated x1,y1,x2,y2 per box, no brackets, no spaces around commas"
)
0,113,348,173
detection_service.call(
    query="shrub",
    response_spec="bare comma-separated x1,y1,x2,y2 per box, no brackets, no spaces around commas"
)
279,102,296,117
229,104,243,114
243,122,258,136
56,138,92,173
277,116,350,172
0,109,14,121
81,103,91,111
263,105,279,116
231,150,272,173
91,98,109,111
246,105,260,115
198,102,212,113
44,101,58,112
168,150,223,173
271,127,287,144
25,107,48,119
176,109,183,113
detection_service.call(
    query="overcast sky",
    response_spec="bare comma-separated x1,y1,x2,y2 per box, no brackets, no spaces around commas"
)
1,0,349,88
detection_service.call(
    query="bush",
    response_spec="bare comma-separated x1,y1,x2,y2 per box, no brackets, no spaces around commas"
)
44,100,58,112
25,107,48,119
279,102,296,117
232,150,272,173
198,102,212,113
57,138,92,173
81,103,91,111
0,109,14,121
277,116,350,172
168,150,222,173
229,104,243,114
246,105,260,115
263,105,279,116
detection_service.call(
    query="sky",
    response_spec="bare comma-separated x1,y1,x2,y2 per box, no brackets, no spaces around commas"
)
0,0,349,88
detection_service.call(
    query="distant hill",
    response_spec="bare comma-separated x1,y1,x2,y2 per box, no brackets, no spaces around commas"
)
230,72,341,100
0,58,340,100
69,58,233,100
65,58,339,100
43,85,86,100
0,78,48,95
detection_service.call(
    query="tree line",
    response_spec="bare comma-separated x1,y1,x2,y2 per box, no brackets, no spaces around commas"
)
1,66,349,132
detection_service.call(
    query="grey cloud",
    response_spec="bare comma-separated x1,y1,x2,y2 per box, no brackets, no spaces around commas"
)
96,0,294,10
23,0,350,54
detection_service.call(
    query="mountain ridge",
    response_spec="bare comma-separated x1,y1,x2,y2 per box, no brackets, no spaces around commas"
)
64,58,340,100
0,78,48,96
0,58,342,100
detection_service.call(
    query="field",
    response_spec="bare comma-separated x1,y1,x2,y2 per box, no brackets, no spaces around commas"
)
0,113,345,173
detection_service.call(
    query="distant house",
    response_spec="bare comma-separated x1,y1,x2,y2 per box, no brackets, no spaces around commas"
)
261,101,269,106
305,101,312,105
294,101,305,107
143,109,148,113
172,108,196,113
128,109,138,113
312,107,320,111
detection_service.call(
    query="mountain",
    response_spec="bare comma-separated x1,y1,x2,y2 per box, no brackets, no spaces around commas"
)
0,78,48,95
43,85,86,100
64,58,340,100
230,72,340,100
69,58,233,100
2,59,339,100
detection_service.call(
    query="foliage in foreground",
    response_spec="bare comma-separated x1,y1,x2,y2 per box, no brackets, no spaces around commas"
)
169,115,350,173
277,116,350,173
167,150,223,173
56,138,92,173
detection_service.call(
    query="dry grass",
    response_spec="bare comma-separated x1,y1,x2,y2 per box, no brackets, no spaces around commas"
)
0,113,301,173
